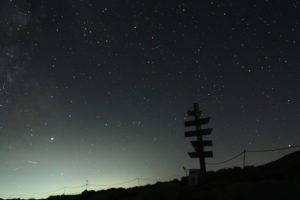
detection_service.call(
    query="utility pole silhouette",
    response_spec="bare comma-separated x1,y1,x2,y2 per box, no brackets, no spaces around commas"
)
184,103,213,176
243,149,246,168
85,180,88,191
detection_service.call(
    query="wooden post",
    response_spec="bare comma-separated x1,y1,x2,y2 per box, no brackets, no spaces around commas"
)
184,103,213,178
194,103,206,175
243,149,246,168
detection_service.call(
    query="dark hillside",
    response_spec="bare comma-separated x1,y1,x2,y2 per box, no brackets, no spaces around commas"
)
2,151,300,200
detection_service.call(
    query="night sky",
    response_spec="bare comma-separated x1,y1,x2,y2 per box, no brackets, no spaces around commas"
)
0,0,299,198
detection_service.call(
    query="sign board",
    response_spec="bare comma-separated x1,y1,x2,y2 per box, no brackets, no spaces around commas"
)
184,118,210,127
191,140,213,148
184,128,213,137
188,151,213,158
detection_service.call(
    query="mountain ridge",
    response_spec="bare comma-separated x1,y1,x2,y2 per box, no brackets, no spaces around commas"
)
2,150,300,200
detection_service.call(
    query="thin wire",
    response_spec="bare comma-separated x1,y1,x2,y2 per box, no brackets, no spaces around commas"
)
66,184,86,189
90,178,138,187
2,193,34,198
139,174,181,182
247,144,300,153
106,178,138,186
206,145,300,165
207,151,244,165
32,187,65,195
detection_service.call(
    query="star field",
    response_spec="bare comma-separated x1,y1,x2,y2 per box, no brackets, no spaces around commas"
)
0,0,299,198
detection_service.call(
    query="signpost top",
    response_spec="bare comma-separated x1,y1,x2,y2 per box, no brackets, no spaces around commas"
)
187,103,201,116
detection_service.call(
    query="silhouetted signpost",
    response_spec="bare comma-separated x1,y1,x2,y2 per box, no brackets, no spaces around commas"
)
184,103,213,177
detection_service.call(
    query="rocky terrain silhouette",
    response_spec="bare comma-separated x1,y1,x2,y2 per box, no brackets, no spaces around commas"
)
2,150,300,200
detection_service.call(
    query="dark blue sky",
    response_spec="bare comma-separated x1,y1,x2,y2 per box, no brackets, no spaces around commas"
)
0,0,299,198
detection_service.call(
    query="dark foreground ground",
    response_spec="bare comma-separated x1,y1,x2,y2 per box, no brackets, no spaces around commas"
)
2,151,300,200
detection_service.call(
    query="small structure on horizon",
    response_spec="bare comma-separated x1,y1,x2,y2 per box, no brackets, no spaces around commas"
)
188,169,201,185
184,103,213,180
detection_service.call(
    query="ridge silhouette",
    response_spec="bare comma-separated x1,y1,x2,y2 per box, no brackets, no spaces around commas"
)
1,150,300,200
